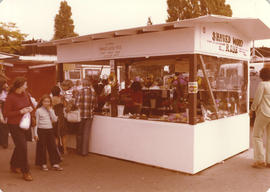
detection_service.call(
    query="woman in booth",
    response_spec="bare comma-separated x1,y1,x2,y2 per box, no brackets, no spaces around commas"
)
124,80,143,116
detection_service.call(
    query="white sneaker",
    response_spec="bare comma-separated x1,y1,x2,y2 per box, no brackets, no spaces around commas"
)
41,164,49,171
52,164,63,171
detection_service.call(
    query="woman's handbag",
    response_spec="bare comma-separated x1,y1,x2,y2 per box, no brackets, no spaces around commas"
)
19,112,31,130
65,110,81,123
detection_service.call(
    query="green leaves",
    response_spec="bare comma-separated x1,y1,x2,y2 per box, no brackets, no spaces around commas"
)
0,22,27,54
53,1,78,40
166,0,232,22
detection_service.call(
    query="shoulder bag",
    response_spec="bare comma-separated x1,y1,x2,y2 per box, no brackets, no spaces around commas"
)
65,109,81,123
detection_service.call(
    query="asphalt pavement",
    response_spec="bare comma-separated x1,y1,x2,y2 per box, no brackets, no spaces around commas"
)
0,130,270,192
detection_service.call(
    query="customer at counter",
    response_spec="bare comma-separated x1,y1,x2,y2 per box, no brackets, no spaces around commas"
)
172,72,188,113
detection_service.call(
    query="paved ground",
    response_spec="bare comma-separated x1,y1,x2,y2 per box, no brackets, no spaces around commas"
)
1,130,270,192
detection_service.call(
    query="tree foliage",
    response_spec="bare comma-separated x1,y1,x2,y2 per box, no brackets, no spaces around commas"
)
53,1,78,40
166,0,232,22
0,22,27,54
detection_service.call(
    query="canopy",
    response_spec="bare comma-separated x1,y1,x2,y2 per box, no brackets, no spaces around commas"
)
37,15,270,47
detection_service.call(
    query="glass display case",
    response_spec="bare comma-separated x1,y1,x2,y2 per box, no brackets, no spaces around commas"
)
198,55,248,121
97,55,248,124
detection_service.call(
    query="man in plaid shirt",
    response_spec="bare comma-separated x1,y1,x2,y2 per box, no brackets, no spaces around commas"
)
75,78,96,156
76,84,96,119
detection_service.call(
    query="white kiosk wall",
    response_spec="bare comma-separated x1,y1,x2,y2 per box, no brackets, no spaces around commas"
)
57,28,195,63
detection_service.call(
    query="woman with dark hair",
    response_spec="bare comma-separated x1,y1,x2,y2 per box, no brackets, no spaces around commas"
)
3,77,34,181
251,67,270,168
0,78,9,148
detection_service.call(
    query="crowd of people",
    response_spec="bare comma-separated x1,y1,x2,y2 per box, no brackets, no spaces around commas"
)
0,76,96,181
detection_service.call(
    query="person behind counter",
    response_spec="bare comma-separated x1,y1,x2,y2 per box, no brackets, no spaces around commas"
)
92,78,108,113
123,81,143,116
172,72,188,113
250,67,270,168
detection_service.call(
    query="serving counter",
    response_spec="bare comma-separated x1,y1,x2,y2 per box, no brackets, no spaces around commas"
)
67,114,249,174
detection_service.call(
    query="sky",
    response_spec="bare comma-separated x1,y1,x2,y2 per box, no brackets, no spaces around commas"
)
0,0,270,46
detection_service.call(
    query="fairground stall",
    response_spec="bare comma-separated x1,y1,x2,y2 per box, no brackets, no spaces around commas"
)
2,55,57,100
38,15,270,174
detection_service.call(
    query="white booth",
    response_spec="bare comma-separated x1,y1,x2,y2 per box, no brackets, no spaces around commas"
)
39,15,270,174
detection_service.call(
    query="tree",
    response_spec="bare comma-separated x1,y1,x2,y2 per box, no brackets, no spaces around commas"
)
0,22,27,54
147,17,153,26
166,0,232,22
53,1,78,40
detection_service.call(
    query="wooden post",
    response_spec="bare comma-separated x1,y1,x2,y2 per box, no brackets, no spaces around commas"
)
189,54,198,125
243,61,248,113
125,63,130,89
114,61,118,82
110,60,118,117
57,63,64,83
199,55,219,119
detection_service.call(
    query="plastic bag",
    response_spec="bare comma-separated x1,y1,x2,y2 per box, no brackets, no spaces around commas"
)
19,112,31,130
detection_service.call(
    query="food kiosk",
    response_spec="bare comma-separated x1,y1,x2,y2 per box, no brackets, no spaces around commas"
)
38,15,270,174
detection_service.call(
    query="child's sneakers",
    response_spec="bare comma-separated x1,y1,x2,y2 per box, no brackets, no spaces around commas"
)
52,164,63,171
41,165,49,171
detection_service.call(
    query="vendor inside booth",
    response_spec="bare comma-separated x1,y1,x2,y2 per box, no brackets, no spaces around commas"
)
37,15,270,174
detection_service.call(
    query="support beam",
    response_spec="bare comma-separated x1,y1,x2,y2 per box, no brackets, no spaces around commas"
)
57,63,65,83
244,61,248,113
110,60,118,117
199,55,219,119
189,54,198,125
125,63,130,89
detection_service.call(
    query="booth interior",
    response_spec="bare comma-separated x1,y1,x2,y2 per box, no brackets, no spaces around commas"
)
68,54,248,124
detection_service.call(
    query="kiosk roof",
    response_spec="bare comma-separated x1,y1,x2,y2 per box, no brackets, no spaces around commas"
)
37,15,270,47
